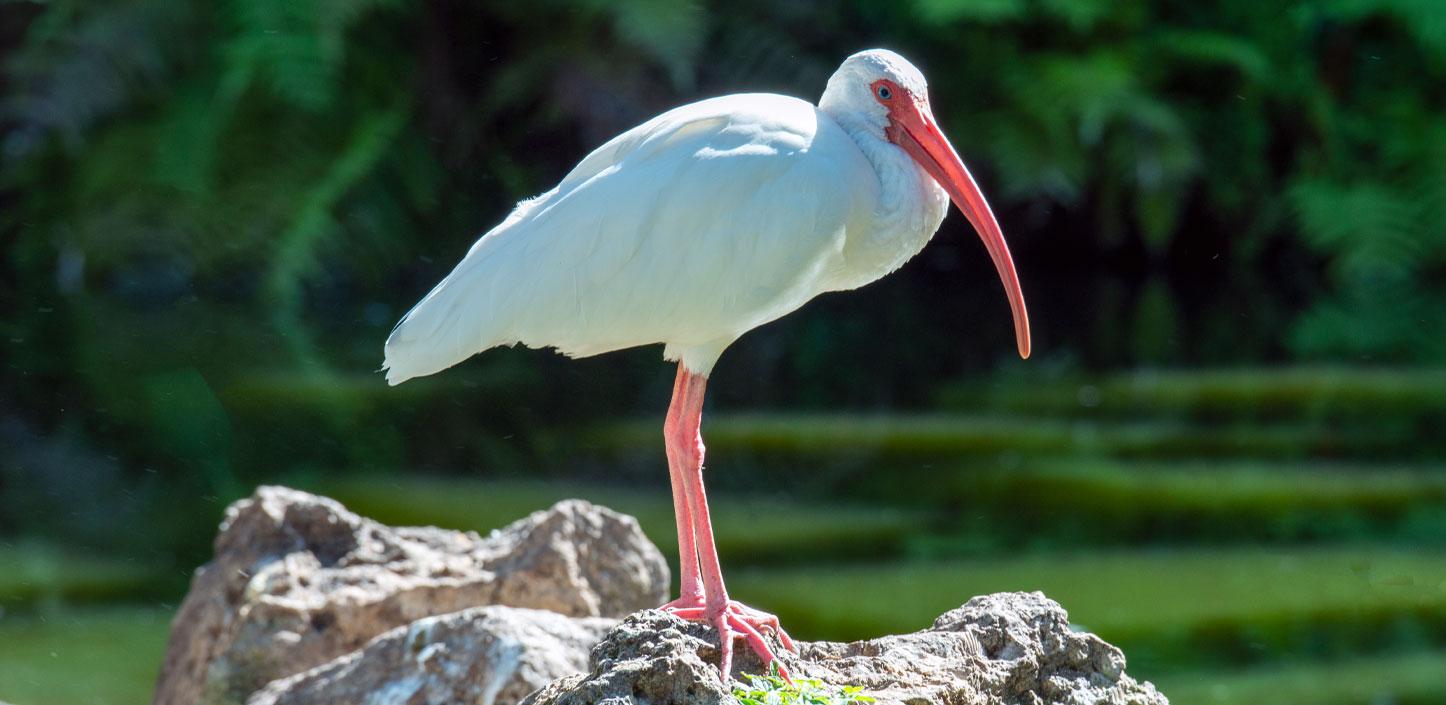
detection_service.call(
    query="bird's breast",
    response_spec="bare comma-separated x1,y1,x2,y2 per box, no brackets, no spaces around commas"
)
822,131,949,293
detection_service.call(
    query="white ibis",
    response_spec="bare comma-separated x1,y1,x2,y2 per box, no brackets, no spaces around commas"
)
383,49,1030,679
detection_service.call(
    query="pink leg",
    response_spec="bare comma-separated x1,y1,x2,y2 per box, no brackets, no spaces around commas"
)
661,365,703,606
660,364,797,681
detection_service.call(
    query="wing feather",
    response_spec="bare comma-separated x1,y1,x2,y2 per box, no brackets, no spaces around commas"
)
383,93,875,384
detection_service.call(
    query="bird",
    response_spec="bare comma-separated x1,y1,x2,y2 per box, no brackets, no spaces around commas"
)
383,48,1030,679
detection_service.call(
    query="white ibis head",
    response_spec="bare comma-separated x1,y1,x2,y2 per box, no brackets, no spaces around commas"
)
822,50,1031,359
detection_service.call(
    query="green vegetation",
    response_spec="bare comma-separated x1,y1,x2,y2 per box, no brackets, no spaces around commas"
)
590,413,1403,460
985,460,1446,516
1156,650,1446,705
927,459,1446,550
0,543,171,608
0,607,172,705
7,0,1445,384
734,665,875,705
941,367,1446,421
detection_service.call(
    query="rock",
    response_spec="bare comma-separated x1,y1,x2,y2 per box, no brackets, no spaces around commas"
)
152,486,669,705
520,611,736,705
246,606,615,705
156,487,1166,705
524,592,1168,705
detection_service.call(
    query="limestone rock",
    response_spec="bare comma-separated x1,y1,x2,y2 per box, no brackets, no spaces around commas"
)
246,606,615,705
152,486,668,705
524,592,1168,705
521,611,737,705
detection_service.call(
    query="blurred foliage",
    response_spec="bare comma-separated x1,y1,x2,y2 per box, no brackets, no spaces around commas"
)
1157,650,1446,705
0,542,175,608
2,0,1443,420
3,0,1445,402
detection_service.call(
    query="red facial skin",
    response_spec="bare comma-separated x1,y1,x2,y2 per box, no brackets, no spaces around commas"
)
872,78,1031,359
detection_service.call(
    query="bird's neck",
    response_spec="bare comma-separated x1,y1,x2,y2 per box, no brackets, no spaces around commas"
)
825,109,949,276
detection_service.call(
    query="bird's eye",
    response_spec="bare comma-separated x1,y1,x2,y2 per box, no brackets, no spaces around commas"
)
876,85,893,101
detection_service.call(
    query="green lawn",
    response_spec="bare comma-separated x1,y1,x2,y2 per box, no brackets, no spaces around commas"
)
948,366,1446,420
991,459,1446,514
0,607,171,705
0,544,168,607
1157,650,1446,705
879,455,1446,517
928,459,1446,547
587,413,1405,461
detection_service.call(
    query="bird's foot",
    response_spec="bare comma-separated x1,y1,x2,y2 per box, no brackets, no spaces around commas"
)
662,598,796,680
658,594,705,614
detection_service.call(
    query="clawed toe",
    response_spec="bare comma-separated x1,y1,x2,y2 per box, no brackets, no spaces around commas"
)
664,598,794,680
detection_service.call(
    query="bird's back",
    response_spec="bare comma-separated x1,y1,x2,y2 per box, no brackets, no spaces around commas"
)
383,93,879,384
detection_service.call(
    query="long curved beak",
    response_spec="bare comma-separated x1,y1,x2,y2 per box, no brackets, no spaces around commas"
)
888,102,1031,359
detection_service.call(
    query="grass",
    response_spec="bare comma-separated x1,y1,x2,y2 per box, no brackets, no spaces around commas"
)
316,476,919,563
1156,649,1446,705
944,366,1446,420
863,456,1446,512
994,459,1446,514
917,459,1446,548
586,413,1405,461
0,543,168,607
0,606,172,705
726,546,1446,672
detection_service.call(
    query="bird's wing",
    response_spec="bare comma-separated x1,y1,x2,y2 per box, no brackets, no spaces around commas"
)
383,93,877,384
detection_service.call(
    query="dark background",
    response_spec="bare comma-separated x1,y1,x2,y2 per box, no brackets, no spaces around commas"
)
2,1,1444,704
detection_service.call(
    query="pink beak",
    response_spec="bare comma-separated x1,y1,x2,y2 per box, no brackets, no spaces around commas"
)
888,101,1031,359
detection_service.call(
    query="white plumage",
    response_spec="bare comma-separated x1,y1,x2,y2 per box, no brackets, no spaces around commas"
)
384,49,1027,385
381,49,1032,680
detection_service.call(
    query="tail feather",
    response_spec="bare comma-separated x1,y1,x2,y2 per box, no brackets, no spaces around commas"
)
382,249,506,385
383,190,564,385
